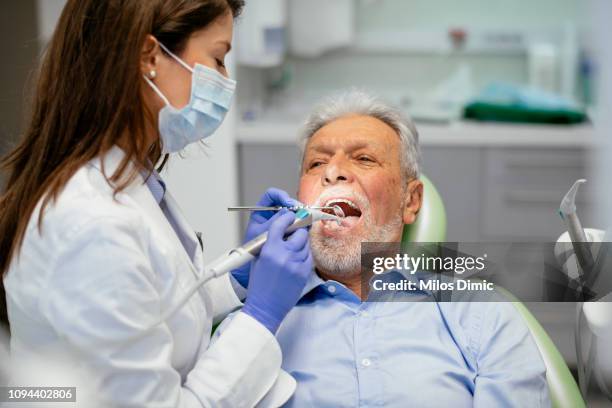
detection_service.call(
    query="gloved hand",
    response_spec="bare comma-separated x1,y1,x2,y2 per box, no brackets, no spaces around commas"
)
231,188,300,288
241,210,313,334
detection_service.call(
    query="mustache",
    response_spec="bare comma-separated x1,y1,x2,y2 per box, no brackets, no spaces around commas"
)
312,186,369,211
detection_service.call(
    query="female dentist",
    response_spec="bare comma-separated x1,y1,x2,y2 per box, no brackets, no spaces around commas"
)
0,0,312,406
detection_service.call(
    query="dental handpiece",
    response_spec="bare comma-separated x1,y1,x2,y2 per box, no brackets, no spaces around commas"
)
154,208,342,325
207,208,340,279
227,205,345,218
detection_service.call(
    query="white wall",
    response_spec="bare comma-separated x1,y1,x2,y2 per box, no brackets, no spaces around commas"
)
278,0,583,104
36,0,66,42
356,0,580,31
592,0,612,229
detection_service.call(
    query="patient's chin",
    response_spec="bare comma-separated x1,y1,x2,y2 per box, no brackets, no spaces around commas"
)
310,234,362,278
310,213,404,278
312,247,361,279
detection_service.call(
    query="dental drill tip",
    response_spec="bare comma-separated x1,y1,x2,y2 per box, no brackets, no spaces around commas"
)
319,205,345,219
332,205,345,219
307,208,343,225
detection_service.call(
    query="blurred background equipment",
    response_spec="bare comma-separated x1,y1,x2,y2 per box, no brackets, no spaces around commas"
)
288,0,355,58
235,0,287,67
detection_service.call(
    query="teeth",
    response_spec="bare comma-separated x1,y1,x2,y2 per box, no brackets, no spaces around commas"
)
324,198,359,210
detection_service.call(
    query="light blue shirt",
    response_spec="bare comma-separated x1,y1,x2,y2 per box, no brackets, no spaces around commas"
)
143,170,166,205
276,271,550,407
144,170,198,254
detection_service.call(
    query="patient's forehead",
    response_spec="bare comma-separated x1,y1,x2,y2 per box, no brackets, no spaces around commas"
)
304,115,401,157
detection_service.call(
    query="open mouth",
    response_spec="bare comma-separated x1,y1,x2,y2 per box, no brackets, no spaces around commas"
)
324,199,362,218
321,198,363,231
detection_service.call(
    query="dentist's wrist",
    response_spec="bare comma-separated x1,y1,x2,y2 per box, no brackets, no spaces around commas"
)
241,301,282,334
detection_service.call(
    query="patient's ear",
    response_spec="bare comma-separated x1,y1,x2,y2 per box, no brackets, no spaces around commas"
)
402,178,423,225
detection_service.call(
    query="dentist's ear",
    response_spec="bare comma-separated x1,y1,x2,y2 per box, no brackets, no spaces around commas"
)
140,35,162,79
402,178,423,225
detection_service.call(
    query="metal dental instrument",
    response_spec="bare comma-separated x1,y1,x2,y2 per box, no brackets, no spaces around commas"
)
228,205,346,218
153,208,343,326
559,179,594,276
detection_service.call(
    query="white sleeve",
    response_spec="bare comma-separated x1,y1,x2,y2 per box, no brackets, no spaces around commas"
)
40,216,282,408
203,273,245,324
187,312,283,407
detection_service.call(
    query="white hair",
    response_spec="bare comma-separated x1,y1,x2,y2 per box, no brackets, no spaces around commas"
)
299,89,421,180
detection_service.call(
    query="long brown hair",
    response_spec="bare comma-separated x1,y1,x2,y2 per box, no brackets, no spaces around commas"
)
0,0,245,328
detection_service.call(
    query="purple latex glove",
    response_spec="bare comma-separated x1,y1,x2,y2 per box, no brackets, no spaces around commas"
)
241,210,312,333
231,188,300,288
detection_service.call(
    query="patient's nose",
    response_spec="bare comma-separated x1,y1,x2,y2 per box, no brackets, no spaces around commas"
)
323,159,353,185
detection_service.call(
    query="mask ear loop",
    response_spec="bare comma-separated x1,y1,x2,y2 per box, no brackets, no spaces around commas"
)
143,75,171,107
158,42,194,73
142,40,193,108
157,40,236,91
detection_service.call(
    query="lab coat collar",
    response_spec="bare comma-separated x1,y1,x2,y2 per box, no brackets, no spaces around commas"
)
88,146,203,272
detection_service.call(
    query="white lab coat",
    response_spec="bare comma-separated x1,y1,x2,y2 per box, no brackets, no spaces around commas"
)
3,146,294,407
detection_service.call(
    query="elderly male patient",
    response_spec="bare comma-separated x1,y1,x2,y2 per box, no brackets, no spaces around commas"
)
275,90,550,407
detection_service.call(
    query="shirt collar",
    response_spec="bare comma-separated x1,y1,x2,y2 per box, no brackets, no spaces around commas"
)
300,270,326,297
297,269,362,304
298,268,439,302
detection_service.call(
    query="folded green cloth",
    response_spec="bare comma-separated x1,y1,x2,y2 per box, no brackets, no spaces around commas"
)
464,82,588,124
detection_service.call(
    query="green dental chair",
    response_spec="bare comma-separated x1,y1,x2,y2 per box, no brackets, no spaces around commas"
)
402,175,585,408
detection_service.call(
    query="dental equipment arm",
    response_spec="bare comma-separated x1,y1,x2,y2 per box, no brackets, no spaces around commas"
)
559,179,594,275
583,298,612,399
556,179,612,400
154,208,341,326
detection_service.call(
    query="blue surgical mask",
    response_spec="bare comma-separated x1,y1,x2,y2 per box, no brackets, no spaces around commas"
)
144,42,236,154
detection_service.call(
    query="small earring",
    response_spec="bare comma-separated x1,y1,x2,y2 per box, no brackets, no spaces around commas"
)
149,70,157,79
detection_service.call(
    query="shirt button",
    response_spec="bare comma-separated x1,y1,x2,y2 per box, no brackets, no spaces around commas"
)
361,358,371,367
327,285,336,294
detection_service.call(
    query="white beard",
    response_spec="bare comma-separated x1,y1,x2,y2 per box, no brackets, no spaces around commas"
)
310,190,404,279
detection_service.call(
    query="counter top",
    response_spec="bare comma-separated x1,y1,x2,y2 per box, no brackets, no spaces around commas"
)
237,120,595,148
